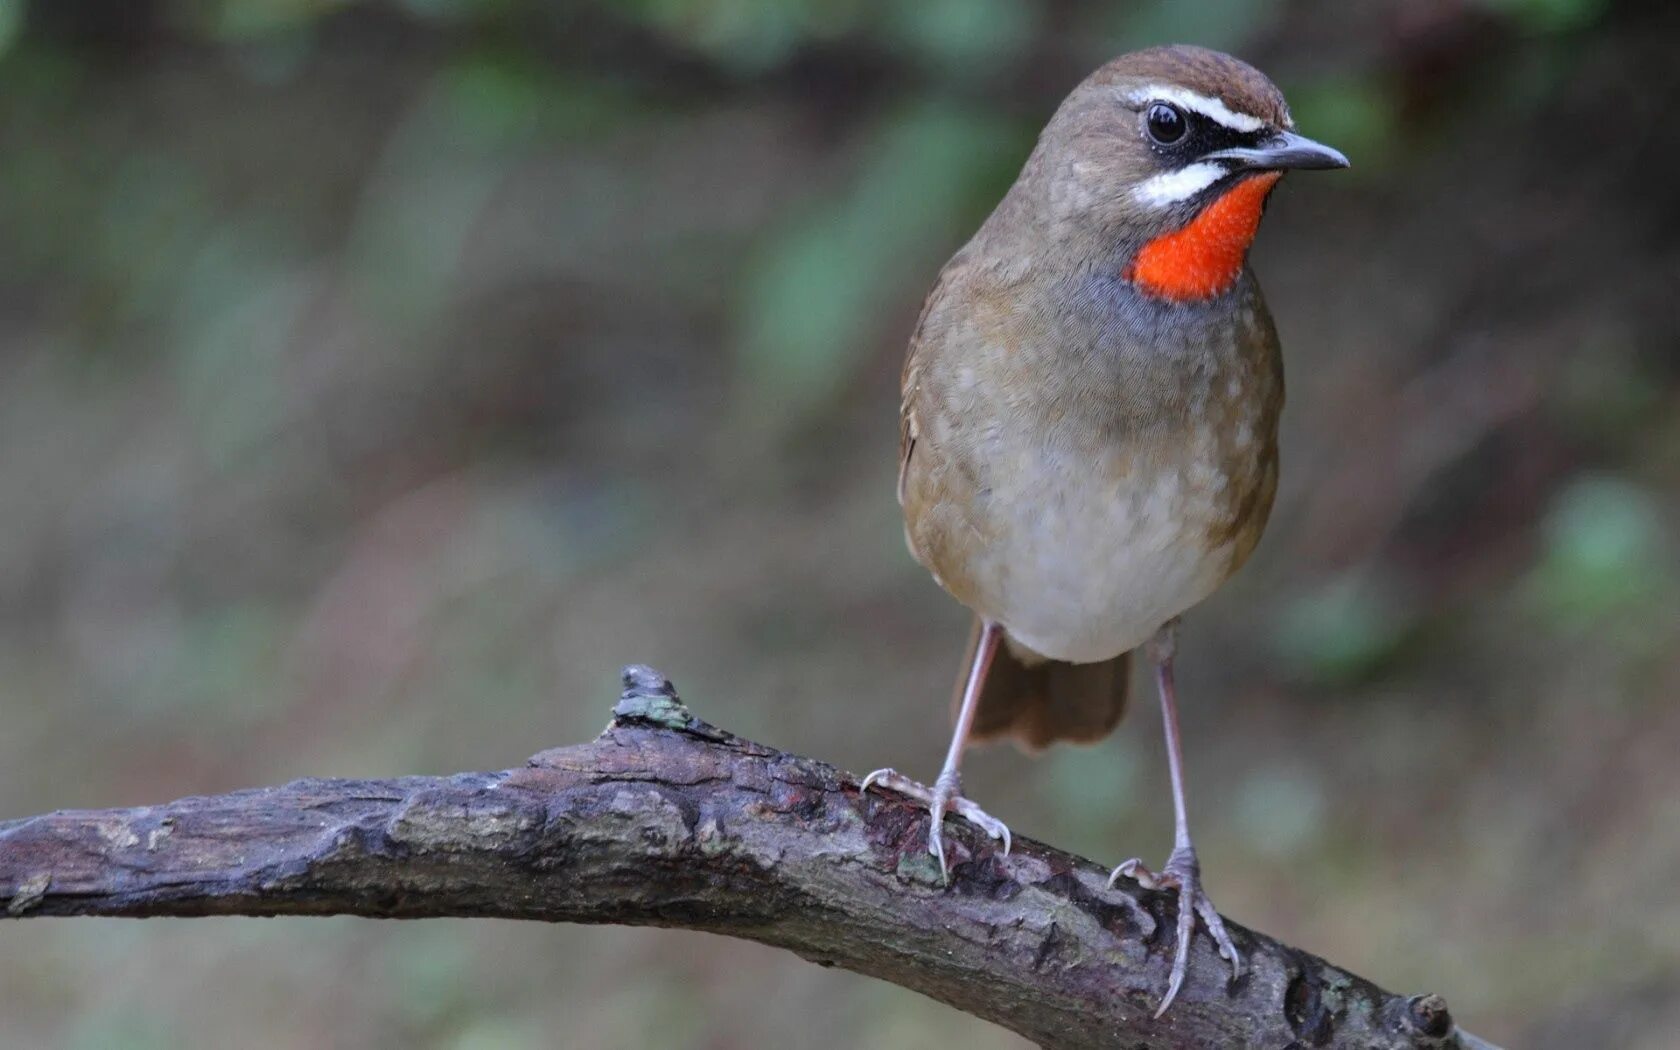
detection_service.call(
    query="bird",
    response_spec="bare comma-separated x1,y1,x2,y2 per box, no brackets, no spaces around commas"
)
861,44,1348,1014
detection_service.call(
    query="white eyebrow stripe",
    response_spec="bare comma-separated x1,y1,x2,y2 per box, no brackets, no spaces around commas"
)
1131,161,1229,207
1124,85,1268,134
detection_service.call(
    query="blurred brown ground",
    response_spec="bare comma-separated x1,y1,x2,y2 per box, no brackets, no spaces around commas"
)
2,1,1678,1047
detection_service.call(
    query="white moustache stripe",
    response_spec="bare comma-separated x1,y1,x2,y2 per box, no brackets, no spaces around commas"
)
1131,161,1228,207
1125,85,1268,134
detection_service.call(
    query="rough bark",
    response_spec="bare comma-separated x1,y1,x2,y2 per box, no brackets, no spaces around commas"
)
1,666,1498,1050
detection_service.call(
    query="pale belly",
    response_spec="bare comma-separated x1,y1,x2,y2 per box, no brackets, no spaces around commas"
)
996,472,1235,662
932,428,1267,664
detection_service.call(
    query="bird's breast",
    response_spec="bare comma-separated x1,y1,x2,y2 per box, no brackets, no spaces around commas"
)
904,280,1282,664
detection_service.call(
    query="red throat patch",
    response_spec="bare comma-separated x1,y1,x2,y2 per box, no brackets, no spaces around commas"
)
1126,171,1282,302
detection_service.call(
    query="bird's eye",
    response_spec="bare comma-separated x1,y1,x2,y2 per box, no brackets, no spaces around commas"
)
1145,102,1186,145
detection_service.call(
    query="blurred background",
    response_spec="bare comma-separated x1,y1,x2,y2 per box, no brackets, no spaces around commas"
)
1,0,1677,1047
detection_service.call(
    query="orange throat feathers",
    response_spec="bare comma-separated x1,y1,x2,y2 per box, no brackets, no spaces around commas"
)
1126,172,1282,302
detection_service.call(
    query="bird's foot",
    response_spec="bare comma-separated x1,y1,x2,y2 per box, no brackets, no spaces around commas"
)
860,768,1012,882
1108,845,1242,1016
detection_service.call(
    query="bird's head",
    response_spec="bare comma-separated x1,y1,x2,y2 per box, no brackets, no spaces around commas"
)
1021,45,1348,303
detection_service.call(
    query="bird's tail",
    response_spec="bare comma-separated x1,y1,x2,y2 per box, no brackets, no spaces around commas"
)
962,619,1131,751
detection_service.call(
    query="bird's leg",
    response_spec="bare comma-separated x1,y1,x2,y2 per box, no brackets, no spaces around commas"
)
862,619,1012,881
1108,619,1242,1016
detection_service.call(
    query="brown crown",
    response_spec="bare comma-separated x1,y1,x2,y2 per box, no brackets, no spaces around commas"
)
1087,44,1292,129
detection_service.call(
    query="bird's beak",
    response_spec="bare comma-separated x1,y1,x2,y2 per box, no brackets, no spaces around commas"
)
1204,130,1350,172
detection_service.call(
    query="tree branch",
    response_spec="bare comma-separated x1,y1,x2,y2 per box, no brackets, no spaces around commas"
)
1,666,1498,1050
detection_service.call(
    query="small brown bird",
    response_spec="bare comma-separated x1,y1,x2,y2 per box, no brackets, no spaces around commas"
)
863,45,1347,1013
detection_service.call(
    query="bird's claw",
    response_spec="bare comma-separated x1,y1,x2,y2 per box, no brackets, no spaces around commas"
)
1108,846,1242,1016
860,767,1011,882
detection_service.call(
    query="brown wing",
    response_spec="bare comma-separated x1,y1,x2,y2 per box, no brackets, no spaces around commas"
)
896,250,1016,615
897,254,969,515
